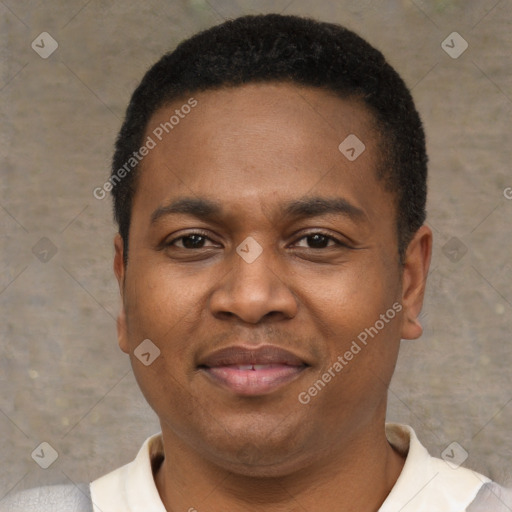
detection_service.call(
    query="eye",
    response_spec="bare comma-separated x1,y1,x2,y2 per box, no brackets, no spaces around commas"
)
293,232,346,249
166,232,219,249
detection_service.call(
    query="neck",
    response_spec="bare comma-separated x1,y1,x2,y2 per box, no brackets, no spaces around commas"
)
154,421,406,512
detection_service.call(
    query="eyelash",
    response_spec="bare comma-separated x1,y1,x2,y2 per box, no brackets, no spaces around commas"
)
164,230,348,249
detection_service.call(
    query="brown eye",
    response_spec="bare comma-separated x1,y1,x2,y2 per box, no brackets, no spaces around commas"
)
166,232,218,249
294,232,343,249
179,234,207,249
304,234,331,248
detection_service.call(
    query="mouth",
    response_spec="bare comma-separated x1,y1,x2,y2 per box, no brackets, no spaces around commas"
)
197,345,310,396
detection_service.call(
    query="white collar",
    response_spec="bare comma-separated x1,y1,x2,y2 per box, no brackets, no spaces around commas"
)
90,423,489,512
91,433,167,512
380,423,489,511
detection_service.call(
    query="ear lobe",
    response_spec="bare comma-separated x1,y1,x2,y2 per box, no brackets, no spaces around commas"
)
113,234,125,295
113,234,130,354
400,225,433,340
117,307,130,354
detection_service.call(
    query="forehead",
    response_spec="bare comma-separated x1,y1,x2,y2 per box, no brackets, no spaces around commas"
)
133,82,391,228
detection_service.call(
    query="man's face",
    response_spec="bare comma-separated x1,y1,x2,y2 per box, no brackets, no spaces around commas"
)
114,83,429,476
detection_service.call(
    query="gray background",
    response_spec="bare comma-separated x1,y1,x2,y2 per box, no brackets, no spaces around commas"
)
1,0,511,500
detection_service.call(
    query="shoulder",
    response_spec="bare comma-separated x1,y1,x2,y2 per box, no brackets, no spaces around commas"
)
0,483,92,512
383,424,492,511
467,482,512,511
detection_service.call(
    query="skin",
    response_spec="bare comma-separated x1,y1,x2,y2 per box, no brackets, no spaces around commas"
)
113,82,432,512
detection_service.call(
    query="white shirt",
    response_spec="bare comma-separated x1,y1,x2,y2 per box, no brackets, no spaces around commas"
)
90,423,490,512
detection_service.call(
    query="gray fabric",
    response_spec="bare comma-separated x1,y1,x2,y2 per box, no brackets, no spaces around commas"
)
0,484,92,512
467,482,512,512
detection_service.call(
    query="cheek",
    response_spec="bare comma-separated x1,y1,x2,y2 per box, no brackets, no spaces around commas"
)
302,256,401,364
122,267,202,414
303,278,402,425
309,260,387,319
124,262,206,340
120,274,204,402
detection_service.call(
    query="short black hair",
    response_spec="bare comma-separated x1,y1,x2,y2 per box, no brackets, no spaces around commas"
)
111,13,427,265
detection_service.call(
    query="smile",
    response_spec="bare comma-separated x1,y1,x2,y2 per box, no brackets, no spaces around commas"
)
197,345,310,396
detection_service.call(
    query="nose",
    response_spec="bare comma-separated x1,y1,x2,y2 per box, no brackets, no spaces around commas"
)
209,243,298,324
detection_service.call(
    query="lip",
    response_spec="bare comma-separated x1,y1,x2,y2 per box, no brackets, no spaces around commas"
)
197,345,310,396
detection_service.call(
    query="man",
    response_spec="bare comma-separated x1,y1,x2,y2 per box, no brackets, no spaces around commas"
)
2,13,510,512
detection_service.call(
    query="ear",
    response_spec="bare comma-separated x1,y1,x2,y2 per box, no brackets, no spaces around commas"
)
114,234,130,354
400,224,433,340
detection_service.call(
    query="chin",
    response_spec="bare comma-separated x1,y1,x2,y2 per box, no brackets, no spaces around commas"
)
200,431,313,479
222,451,310,479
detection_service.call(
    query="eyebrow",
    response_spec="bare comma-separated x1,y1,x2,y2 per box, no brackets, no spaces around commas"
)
280,197,366,222
151,198,223,224
150,196,366,224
